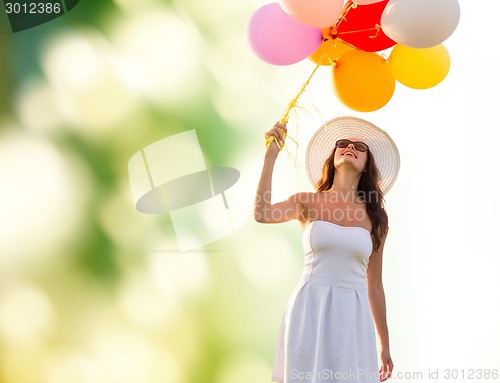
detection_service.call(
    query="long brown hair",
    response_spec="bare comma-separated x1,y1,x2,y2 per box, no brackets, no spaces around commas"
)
315,147,388,253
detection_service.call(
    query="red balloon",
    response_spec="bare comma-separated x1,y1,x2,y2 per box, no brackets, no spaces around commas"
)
336,0,396,52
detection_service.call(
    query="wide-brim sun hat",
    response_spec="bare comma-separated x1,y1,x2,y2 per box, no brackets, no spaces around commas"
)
305,116,400,195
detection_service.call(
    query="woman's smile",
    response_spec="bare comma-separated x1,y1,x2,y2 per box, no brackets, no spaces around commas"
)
342,150,357,158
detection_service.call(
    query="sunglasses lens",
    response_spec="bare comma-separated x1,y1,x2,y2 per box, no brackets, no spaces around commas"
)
355,142,368,152
336,140,350,148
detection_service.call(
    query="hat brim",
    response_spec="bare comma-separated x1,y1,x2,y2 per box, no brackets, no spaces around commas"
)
305,116,400,196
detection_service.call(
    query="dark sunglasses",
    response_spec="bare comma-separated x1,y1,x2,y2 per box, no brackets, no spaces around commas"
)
335,139,369,152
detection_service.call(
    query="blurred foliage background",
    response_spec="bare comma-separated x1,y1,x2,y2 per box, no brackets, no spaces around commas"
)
1,1,500,383
0,1,309,382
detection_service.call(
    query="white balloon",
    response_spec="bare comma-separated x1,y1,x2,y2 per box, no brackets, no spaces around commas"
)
381,0,460,48
353,0,384,5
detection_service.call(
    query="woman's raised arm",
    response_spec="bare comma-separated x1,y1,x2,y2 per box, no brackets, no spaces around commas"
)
254,122,304,224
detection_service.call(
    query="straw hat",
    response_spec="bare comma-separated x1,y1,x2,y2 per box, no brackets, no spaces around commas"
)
305,116,400,195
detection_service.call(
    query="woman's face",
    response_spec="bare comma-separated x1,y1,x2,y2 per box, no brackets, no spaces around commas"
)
332,137,368,174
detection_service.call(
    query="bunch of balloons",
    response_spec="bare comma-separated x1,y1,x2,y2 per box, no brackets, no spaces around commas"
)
248,0,460,112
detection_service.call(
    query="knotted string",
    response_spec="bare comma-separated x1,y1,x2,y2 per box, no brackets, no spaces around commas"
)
265,55,325,153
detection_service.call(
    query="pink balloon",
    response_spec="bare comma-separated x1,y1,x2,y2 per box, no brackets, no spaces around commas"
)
248,3,323,66
279,0,344,28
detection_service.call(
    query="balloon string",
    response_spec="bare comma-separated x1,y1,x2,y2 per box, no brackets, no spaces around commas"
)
269,55,324,166
334,2,381,39
337,24,381,38
336,2,357,27
280,56,323,125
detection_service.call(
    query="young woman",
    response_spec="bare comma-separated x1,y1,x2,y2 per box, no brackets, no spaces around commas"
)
254,117,400,383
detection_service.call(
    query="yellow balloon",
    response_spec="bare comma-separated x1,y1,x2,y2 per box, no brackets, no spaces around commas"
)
309,37,353,66
332,50,395,112
389,44,450,89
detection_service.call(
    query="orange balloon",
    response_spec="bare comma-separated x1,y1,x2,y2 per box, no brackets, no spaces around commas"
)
309,38,353,66
332,50,395,112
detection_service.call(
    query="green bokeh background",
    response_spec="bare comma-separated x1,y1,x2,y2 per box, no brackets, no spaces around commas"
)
0,1,307,382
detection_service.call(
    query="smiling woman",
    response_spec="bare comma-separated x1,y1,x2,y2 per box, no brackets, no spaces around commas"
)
254,116,400,383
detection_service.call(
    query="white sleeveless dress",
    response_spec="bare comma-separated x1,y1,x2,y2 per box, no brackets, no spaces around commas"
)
271,220,380,383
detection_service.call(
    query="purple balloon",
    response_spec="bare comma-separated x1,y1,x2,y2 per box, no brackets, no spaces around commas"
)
248,3,323,66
